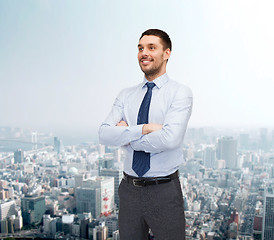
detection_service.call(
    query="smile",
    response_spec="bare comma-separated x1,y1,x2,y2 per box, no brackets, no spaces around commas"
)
141,59,153,65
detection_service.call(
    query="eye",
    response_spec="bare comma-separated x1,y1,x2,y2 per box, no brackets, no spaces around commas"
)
150,46,155,50
138,47,144,51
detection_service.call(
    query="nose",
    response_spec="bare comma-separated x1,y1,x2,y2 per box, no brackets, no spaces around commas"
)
141,49,149,58
143,47,149,55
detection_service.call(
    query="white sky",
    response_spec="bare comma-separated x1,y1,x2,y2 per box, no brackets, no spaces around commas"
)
0,0,273,136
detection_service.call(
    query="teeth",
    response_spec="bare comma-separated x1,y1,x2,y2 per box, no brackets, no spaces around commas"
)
142,60,151,64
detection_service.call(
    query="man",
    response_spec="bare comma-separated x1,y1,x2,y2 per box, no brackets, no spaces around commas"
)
99,29,192,240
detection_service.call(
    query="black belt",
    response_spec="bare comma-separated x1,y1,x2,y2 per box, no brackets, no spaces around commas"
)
123,170,179,187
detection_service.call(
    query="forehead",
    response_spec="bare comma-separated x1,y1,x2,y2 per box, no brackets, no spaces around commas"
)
138,35,163,46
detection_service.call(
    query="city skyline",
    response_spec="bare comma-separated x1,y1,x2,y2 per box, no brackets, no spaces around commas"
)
1,125,273,239
1,1,274,136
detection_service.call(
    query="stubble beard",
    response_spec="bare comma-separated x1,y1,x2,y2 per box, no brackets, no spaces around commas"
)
140,60,165,80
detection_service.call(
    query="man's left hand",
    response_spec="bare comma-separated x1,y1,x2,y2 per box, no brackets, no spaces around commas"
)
116,120,128,127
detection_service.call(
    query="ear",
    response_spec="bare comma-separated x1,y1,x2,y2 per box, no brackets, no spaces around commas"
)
164,48,171,61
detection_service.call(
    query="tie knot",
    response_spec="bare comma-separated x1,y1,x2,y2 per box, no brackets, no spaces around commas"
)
146,82,156,90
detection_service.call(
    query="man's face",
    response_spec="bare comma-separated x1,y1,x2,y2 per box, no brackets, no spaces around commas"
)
138,35,170,79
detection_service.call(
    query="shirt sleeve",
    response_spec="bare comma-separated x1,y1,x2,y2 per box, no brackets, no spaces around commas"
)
98,89,144,147
130,86,193,153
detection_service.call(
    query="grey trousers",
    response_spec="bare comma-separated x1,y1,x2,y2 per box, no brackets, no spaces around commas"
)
118,176,185,240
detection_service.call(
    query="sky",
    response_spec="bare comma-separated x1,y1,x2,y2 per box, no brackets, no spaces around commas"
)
0,0,274,139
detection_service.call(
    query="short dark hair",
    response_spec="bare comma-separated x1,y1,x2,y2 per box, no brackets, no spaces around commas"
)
140,29,172,51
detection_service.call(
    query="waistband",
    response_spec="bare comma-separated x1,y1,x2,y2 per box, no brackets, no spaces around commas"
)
123,170,179,187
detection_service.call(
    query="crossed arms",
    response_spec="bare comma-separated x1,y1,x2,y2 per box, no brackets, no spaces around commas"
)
99,87,193,154
117,120,162,135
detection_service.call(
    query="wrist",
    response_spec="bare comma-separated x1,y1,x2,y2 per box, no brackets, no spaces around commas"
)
142,124,149,135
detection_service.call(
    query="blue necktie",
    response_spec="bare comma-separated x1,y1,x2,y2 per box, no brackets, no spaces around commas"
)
132,82,156,177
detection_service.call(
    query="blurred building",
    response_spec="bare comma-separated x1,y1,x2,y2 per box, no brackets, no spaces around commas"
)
62,214,74,235
54,137,61,154
89,221,108,240
253,214,263,239
203,146,216,169
228,221,238,239
239,133,250,150
262,182,274,240
0,200,16,221
260,128,269,151
239,133,249,149
99,168,122,207
217,137,237,169
75,177,114,218
104,215,119,237
43,215,58,237
0,201,22,234
113,230,120,239
99,155,114,170
21,195,46,226
14,149,24,164
79,213,92,239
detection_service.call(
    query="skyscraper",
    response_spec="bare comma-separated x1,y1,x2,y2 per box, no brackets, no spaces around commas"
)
75,188,98,217
21,195,45,226
14,149,24,164
262,182,274,240
239,133,249,150
75,177,114,218
54,137,61,154
203,146,216,169
99,169,123,207
0,200,16,221
216,137,237,169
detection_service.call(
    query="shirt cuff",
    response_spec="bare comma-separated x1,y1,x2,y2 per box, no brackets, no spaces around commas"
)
128,124,144,142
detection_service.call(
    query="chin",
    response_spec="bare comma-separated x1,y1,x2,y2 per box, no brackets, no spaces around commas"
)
141,65,153,73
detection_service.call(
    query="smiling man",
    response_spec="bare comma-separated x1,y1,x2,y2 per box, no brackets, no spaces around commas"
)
99,29,193,240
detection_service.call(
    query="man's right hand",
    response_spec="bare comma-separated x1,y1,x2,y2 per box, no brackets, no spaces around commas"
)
142,123,163,135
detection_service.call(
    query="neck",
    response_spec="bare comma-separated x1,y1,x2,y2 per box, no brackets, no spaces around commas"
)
145,71,166,82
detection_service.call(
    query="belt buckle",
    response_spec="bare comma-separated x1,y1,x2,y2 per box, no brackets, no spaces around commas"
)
133,179,143,187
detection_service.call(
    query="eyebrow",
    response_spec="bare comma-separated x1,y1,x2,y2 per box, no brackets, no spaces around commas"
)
138,43,156,47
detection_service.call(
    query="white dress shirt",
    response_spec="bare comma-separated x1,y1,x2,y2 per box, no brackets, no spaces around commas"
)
99,73,193,177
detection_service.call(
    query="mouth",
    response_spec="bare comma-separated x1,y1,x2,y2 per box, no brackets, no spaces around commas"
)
140,58,153,66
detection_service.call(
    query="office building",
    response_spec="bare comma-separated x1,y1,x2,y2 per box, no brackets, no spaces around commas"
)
262,182,274,240
239,133,249,150
75,188,98,217
0,200,16,221
14,149,24,164
76,177,114,218
99,157,114,170
0,219,8,233
21,195,45,226
99,168,122,207
89,221,108,240
105,215,118,237
54,137,61,154
217,137,237,169
75,173,85,188
62,214,74,235
113,230,120,240
203,146,216,169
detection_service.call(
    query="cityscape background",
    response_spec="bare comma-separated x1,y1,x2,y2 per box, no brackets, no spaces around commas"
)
1,1,274,240
0,126,274,239
1,0,274,139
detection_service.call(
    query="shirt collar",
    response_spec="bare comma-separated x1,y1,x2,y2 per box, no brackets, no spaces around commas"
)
141,73,169,89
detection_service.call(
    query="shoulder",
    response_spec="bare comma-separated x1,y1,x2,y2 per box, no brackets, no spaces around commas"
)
116,83,143,100
166,79,193,98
